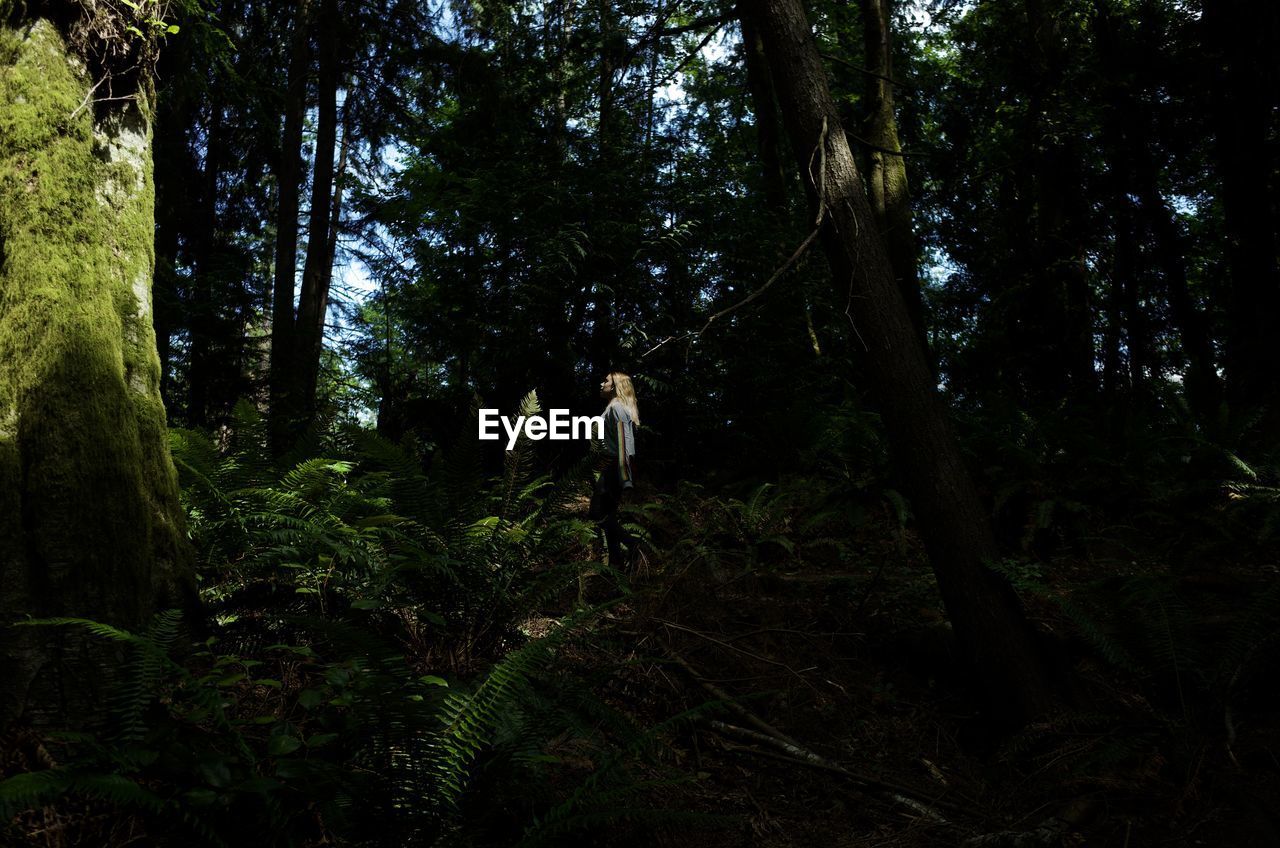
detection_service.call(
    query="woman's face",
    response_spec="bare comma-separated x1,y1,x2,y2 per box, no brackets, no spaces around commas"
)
600,375,614,398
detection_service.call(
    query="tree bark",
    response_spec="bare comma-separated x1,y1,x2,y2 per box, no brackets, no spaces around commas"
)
738,0,790,214
187,104,224,428
152,30,201,415
588,0,620,379
738,3,830,358
152,117,187,413
1024,0,1096,403
293,0,342,425
1094,0,1219,421
746,0,1055,726
546,0,572,172
859,0,926,345
1115,192,1146,393
0,18,198,727
1203,0,1280,421
269,0,312,452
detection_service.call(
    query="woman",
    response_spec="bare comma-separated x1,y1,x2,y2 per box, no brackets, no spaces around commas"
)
589,371,639,568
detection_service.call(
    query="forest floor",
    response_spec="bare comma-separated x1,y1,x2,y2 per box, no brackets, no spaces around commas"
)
7,471,1279,848
548,488,1280,848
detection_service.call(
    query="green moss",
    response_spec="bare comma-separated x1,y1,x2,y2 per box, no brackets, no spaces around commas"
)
0,18,196,726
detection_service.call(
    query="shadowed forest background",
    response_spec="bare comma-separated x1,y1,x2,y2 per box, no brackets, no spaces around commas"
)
2,0,1280,845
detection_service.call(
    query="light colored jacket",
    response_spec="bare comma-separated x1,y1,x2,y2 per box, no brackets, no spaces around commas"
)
602,400,635,488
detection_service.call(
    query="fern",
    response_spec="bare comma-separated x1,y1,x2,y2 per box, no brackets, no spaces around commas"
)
356,429,437,524
516,697,738,847
154,406,705,843
15,612,182,744
496,389,542,530
424,602,617,809
1216,579,1280,688
1,613,238,846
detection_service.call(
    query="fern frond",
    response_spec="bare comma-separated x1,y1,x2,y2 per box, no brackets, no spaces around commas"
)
1216,579,1280,684
424,602,615,809
497,389,542,527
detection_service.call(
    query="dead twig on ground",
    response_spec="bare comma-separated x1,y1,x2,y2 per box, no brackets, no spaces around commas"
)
667,649,802,749
708,720,961,824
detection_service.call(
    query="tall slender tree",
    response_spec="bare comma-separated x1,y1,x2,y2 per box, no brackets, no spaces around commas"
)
858,0,925,341
268,0,312,451
745,0,1055,724
293,0,343,427
1203,0,1280,423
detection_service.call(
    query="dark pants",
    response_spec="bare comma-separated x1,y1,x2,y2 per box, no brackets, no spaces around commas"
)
589,466,633,565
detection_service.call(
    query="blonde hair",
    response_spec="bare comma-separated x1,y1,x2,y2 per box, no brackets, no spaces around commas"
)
607,371,641,426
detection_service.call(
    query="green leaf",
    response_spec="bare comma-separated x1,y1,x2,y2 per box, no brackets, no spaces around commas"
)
196,758,232,788
237,777,282,794
297,689,325,709
267,735,302,756
185,788,218,806
354,514,401,528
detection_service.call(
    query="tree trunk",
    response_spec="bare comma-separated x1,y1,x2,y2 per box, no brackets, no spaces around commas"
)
738,3,828,358
588,0,619,379
1138,172,1220,419
0,18,198,727
1101,254,1124,400
1095,36,1147,399
1203,0,1280,421
1024,0,1096,403
153,123,186,412
545,0,572,172
1115,193,1146,394
152,39,199,415
738,0,790,214
1094,0,1219,421
187,104,224,428
269,0,312,453
859,0,926,344
294,0,342,430
746,0,1055,726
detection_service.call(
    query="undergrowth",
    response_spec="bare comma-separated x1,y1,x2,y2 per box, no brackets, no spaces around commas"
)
0,396,704,847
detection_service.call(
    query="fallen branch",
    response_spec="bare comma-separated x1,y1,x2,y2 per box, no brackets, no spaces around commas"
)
960,819,1070,847
653,618,808,674
668,649,802,749
706,720,959,824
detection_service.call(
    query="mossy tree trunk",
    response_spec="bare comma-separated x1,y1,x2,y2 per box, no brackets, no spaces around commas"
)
0,16,198,727
859,0,927,352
